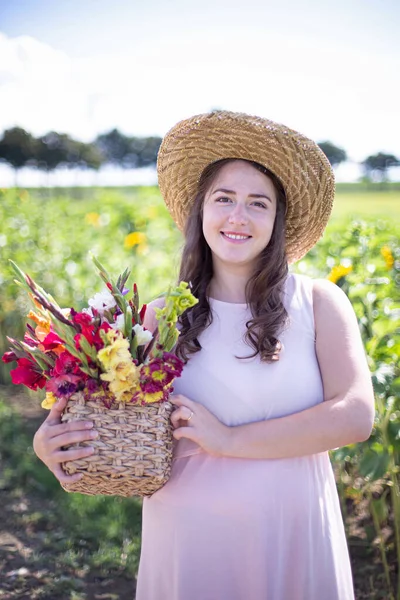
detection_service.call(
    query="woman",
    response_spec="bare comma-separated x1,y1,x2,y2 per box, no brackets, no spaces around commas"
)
33,111,375,600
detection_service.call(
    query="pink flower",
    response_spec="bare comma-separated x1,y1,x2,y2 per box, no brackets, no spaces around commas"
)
45,373,81,398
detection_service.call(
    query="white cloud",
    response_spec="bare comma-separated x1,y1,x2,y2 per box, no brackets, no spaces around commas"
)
0,30,398,169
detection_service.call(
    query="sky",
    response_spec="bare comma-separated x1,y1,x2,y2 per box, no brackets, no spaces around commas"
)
0,0,399,184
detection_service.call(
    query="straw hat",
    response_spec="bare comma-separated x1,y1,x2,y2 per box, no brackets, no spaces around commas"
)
157,110,335,263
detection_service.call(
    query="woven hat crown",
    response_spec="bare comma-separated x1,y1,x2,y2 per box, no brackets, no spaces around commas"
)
157,110,335,263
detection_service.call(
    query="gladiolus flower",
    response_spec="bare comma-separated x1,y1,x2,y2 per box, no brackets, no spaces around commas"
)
133,324,153,346
88,289,116,314
10,358,46,390
45,373,81,398
98,330,140,402
2,350,18,363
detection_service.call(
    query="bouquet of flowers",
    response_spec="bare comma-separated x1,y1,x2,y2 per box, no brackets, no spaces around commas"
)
3,256,198,497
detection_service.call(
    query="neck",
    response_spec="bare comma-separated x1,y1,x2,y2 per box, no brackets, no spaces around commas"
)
209,264,251,303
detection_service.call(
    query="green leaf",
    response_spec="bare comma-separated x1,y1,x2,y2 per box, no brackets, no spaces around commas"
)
370,494,389,525
359,448,390,480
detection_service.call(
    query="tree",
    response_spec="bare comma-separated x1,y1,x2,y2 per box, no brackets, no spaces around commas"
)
317,141,347,168
0,127,38,186
127,136,161,168
35,132,103,173
362,153,400,182
94,129,161,168
94,129,132,166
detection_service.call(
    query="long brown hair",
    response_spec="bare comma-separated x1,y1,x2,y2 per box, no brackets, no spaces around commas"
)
175,158,289,363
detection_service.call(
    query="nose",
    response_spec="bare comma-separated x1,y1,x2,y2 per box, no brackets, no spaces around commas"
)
228,203,248,226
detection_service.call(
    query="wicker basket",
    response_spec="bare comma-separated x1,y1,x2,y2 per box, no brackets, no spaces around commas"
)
60,391,175,497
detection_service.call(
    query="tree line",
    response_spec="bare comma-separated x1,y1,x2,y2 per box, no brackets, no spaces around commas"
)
0,126,399,182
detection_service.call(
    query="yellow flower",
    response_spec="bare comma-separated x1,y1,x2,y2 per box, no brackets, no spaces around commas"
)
328,265,353,284
141,390,166,404
28,310,51,330
381,246,394,269
85,212,101,227
98,330,140,402
101,373,140,402
98,331,130,368
124,231,147,249
41,392,57,410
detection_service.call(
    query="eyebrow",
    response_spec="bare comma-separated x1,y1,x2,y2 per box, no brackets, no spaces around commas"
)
211,188,273,203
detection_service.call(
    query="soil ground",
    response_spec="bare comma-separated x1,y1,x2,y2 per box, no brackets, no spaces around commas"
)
0,389,396,599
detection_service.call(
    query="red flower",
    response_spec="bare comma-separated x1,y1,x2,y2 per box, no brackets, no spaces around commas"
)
40,331,64,351
53,351,82,376
139,304,147,322
2,351,18,364
10,358,46,391
71,308,111,352
23,333,39,348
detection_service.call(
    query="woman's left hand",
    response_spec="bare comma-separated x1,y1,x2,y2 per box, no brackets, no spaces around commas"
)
170,394,231,458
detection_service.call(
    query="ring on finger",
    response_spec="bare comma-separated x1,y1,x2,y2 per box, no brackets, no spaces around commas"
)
187,410,194,422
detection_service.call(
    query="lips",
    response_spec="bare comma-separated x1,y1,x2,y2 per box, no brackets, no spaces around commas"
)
221,232,252,241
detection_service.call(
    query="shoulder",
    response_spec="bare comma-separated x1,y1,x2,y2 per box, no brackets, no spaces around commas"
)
142,296,166,333
311,278,359,338
312,278,353,312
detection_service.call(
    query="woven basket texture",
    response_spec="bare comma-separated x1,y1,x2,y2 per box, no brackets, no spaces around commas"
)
157,110,335,264
60,392,174,497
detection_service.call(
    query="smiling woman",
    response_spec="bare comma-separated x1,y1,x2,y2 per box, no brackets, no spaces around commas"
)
202,160,279,295
132,111,374,599
31,110,374,600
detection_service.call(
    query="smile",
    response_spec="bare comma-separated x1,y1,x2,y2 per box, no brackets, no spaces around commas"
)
221,232,252,242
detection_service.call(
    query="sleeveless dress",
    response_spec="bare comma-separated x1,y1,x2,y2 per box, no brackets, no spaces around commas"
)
135,273,355,600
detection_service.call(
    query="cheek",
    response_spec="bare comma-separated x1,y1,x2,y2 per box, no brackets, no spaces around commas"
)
202,208,218,238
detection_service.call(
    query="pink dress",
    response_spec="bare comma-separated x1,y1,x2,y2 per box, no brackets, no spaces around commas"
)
135,273,355,600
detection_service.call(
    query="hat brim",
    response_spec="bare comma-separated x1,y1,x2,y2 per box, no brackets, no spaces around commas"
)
157,110,335,264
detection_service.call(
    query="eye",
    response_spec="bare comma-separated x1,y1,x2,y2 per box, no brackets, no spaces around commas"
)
252,201,267,209
216,197,232,204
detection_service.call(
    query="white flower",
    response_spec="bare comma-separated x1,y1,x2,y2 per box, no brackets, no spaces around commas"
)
133,324,153,346
111,313,125,332
88,289,116,314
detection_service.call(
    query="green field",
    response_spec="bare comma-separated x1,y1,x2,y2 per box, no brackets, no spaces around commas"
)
0,184,399,598
331,191,400,220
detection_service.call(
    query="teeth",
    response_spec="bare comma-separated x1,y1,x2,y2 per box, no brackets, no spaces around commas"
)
223,233,250,240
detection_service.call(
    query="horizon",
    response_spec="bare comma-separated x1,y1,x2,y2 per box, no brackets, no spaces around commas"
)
0,0,399,185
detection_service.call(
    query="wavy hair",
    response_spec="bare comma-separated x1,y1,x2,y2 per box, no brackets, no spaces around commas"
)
175,158,289,363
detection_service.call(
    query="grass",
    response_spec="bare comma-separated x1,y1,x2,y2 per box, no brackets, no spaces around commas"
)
331,191,400,220
0,391,142,599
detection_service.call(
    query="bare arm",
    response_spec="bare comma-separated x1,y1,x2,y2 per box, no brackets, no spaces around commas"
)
221,279,375,459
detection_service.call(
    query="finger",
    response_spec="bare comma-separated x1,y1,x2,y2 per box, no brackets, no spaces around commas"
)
170,408,185,427
46,396,69,425
173,426,196,441
170,407,192,428
52,446,96,463
48,429,99,452
49,420,94,439
169,394,196,409
52,463,84,485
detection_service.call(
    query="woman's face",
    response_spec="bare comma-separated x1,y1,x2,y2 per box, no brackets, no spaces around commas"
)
202,160,278,273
